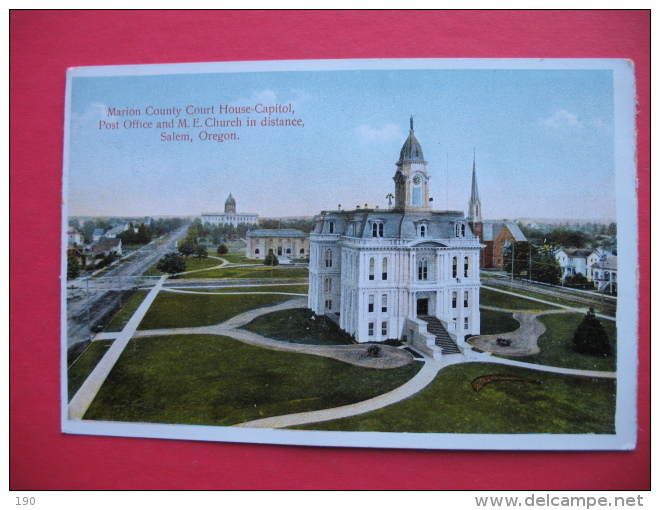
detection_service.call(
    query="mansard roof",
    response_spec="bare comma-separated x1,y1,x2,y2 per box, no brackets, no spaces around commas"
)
247,229,308,238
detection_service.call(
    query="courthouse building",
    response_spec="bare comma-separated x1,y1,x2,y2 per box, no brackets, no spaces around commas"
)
308,118,482,358
246,229,310,260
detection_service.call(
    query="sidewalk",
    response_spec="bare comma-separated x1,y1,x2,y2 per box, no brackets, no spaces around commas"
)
68,275,167,419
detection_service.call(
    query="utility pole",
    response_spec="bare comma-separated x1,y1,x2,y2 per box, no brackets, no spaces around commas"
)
529,243,532,283
511,242,515,282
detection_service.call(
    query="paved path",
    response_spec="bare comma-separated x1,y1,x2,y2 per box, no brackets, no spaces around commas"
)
162,288,307,297
68,275,167,419
234,355,457,429
481,285,615,320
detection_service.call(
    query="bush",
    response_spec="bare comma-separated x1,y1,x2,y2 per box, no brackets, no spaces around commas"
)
264,252,279,266
572,308,612,356
217,244,229,255
565,273,589,284
157,253,186,275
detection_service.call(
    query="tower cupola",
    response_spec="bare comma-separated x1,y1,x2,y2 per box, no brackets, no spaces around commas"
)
393,117,432,212
225,193,236,213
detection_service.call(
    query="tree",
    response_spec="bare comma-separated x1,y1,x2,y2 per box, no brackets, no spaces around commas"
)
157,253,186,275
177,239,195,258
264,252,279,266
67,256,81,280
572,308,612,356
565,273,588,285
193,245,208,258
217,244,229,255
533,246,562,285
502,243,561,285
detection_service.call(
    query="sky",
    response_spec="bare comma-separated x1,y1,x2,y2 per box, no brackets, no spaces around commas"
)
66,62,619,221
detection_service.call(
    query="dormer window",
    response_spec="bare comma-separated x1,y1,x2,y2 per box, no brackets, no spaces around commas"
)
371,221,384,238
420,225,426,238
455,222,466,237
328,221,335,234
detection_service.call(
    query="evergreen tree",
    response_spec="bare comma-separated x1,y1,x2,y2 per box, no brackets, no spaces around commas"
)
177,239,195,258
217,244,229,255
67,256,81,280
572,308,612,356
264,252,279,266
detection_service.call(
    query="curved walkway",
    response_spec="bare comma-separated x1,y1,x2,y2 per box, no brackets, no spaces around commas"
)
234,356,450,429
175,255,227,276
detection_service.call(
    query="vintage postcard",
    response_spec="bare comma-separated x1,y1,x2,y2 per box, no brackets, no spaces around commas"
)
62,59,637,450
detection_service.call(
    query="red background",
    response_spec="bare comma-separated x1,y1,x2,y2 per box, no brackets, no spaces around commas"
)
10,10,650,490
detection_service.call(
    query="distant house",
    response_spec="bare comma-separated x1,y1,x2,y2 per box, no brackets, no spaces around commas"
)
66,245,88,266
92,228,107,242
591,255,617,293
104,224,127,239
246,229,309,260
67,229,83,246
555,248,601,281
89,238,123,257
480,222,527,269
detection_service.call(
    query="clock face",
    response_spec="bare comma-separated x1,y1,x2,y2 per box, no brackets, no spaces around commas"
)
412,175,422,185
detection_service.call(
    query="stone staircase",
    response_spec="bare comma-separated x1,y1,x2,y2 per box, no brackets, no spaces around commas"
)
418,315,462,355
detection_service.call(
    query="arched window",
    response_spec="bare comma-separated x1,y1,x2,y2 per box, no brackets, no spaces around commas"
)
381,294,388,313
418,259,428,280
286,248,291,254
325,249,333,268
277,246,282,256
368,295,374,313
452,257,458,278
452,291,457,308
420,225,426,238
455,224,461,237
325,278,332,292
328,221,335,234
464,256,469,278
461,224,466,237
464,291,469,308
372,222,384,237
300,248,304,254
382,258,388,280
255,248,260,255
369,258,375,280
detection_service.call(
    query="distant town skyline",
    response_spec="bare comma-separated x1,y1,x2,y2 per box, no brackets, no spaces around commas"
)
66,60,622,221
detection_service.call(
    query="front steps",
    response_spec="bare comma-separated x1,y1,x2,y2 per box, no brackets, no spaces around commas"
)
418,315,462,355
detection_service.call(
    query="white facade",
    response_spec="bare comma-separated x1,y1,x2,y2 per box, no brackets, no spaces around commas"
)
555,248,601,280
246,229,310,259
308,118,481,355
201,193,258,227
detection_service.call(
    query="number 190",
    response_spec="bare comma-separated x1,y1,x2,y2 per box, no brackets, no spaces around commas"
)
16,497,35,506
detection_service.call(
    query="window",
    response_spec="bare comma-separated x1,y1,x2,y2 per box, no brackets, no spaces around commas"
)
452,291,457,308
420,225,426,238
463,291,469,308
381,294,388,313
369,258,375,280
325,249,333,267
382,258,388,280
461,224,466,237
368,323,374,336
324,278,332,292
300,248,304,254
452,257,458,278
381,321,388,337
412,186,422,206
254,249,260,255
328,221,335,234
368,295,374,313
277,246,282,256
286,248,291,254
464,256,469,278
418,259,428,280
455,224,460,237
371,222,384,237
464,317,469,330
325,299,332,310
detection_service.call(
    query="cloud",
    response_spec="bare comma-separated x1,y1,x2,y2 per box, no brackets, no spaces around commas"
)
356,123,403,143
540,109,583,129
72,102,107,128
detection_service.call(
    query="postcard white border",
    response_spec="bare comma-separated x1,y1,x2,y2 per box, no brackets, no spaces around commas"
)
62,58,638,450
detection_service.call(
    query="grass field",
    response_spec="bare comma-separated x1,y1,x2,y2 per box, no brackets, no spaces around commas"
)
137,292,296,330
295,362,616,434
479,309,520,335
494,313,617,372
244,308,355,345
143,256,222,276
480,288,559,311
179,266,308,279
82,334,422,426
104,291,149,332
214,252,262,265
67,341,114,400
177,284,308,294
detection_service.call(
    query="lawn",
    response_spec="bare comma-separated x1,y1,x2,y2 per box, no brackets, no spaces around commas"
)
83,334,422,426
479,309,520,335
104,291,149,332
179,284,308,295
214,252,262,265
494,313,617,372
180,266,308,279
480,288,559,311
137,292,296,330
296,362,616,434
143,256,222,276
67,340,114,400
244,308,355,345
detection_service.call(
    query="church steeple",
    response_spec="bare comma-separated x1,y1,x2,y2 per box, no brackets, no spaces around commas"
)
467,151,482,222
393,117,431,212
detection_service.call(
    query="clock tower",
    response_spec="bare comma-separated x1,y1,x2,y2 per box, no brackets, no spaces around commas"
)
393,117,432,212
